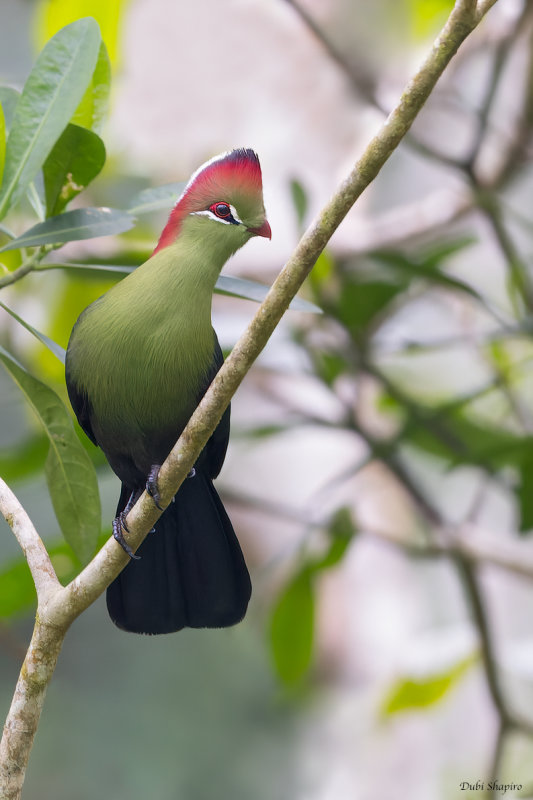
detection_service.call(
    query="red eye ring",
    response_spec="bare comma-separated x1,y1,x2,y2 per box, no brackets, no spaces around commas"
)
210,202,231,219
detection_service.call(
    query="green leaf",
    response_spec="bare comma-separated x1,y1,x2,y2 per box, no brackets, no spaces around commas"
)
309,250,335,293
269,511,354,687
216,275,322,314
36,262,323,313
290,178,308,229
270,568,315,687
315,352,348,386
235,423,295,440
0,87,20,132
336,278,406,337
37,261,135,275
43,123,106,216
403,406,533,471
0,345,100,563
126,182,186,215
27,175,46,221
71,41,111,133
382,654,475,715
311,508,356,571
0,18,101,220
372,244,480,300
1,207,135,251
0,300,66,363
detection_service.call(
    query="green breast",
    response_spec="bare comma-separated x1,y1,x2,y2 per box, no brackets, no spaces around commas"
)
67,246,217,443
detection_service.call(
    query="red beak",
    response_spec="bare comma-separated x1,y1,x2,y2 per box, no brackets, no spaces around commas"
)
248,219,272,239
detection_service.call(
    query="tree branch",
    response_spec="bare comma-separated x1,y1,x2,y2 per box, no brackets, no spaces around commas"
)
0,478,59,602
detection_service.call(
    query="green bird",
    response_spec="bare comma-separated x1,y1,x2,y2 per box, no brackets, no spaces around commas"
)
65,148,271,634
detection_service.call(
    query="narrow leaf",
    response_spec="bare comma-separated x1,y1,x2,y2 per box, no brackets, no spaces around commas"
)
0,18,101,219
0,300,66,363
311,507,355,572
0,345,100,563
43,123,106,216
270,568,315,686
382,654,475,715
37,261,135,274
34,261,323,313
1,207,135,251
290,178,308,229
126,182,186,215
71,41,111,133
216,274,322,314
26,176,46,221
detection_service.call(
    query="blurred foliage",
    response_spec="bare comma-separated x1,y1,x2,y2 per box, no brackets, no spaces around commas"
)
270,508,355,687
34,0,128,66
381,653,477,715
256,0,533,705
407,0,454,38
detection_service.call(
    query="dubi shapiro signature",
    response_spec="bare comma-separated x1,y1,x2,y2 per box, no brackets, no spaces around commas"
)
460,781,523,795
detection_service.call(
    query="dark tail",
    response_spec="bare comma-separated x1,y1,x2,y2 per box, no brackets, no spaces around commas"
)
106,471,251,634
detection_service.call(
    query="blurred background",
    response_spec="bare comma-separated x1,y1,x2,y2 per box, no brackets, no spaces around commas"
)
2,0,533,798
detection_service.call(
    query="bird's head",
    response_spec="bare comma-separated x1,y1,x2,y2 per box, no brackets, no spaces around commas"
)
153,149,271,256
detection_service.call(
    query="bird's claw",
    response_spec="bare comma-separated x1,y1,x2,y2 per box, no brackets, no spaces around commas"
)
146,464,195,510
146,464,163,510
112,512,140,560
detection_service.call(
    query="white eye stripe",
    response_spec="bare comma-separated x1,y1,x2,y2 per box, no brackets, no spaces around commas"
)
191,210,228,223
229,204,243,224
191,204,243,226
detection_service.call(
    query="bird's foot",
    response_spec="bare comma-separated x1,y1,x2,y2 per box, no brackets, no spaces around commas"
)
146,464,163,510
146,464,195,509
112,512,141,560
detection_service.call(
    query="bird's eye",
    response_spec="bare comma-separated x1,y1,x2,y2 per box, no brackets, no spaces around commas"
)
210,202,231,218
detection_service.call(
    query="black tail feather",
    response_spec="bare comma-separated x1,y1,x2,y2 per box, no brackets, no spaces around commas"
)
106,472,251,634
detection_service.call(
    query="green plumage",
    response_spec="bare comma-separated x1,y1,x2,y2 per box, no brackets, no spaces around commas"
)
67,216,249,476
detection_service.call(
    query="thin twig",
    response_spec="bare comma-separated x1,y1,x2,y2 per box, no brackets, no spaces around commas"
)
453,552,511,723
0,261,35,290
